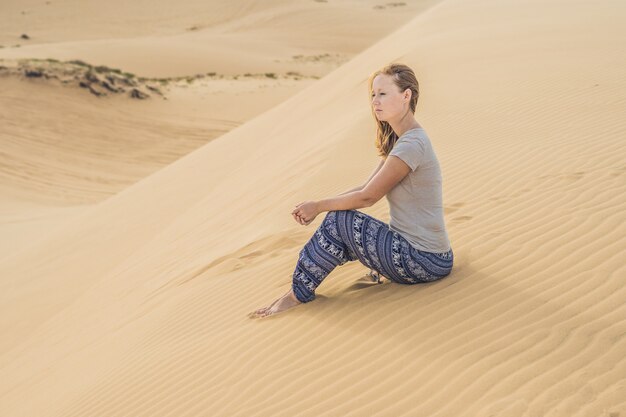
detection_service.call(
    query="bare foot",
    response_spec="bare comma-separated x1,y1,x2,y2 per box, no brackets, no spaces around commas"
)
248,291,287,317
248,289,303,319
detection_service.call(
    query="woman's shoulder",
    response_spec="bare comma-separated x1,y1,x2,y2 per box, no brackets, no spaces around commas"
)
400,128,430,141
394,132,428,151
398,130,435,155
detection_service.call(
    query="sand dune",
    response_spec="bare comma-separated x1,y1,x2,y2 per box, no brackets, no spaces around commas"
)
0,0,437,261
0,73,318,259
0,0,625,415
0,0,437,78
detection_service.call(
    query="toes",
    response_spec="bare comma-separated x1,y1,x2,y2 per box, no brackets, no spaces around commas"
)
257,307,276,318
248,308,267,318
249,305,277,318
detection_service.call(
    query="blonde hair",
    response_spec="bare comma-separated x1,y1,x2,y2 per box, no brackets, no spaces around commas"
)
367,63,420,157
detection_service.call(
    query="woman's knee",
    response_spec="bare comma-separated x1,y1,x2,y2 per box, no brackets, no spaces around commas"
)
322,210,345,225
324,209,358,223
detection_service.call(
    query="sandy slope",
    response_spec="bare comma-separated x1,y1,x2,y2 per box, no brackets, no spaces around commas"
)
0,0,436,265
0,0,625,416
0,75,317,260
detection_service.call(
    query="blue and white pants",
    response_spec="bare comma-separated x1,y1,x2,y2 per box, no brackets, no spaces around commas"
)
291,209,454,303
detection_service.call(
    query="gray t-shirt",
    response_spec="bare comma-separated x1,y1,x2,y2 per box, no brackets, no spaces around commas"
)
385,128,451,253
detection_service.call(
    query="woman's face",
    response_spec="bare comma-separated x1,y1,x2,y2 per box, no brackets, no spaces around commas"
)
371,73,407,122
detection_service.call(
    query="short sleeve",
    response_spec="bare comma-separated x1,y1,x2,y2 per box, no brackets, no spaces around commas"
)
388,138,425,172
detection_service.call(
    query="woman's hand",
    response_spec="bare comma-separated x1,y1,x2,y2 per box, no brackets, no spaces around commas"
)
292,211,309,225
292,200,320,226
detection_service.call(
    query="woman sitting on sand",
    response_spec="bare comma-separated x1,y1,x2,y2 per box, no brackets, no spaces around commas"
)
250,62,453,318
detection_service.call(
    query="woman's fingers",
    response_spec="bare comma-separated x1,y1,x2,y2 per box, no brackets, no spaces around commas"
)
292,209,313,226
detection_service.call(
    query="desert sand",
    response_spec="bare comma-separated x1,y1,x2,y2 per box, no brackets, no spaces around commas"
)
0,0,625,415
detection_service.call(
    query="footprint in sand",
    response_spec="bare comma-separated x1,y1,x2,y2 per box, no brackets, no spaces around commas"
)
610,166,626,177
452,215,473,224
559,171,586,181
444,202,465,215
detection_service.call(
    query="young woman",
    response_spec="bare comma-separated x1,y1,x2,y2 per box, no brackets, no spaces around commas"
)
249,63,453,319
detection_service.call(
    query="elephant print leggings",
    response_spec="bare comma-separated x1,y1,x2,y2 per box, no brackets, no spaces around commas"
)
291,209,454,303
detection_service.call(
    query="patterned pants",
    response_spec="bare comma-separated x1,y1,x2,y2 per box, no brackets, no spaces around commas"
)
291,209,454,303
